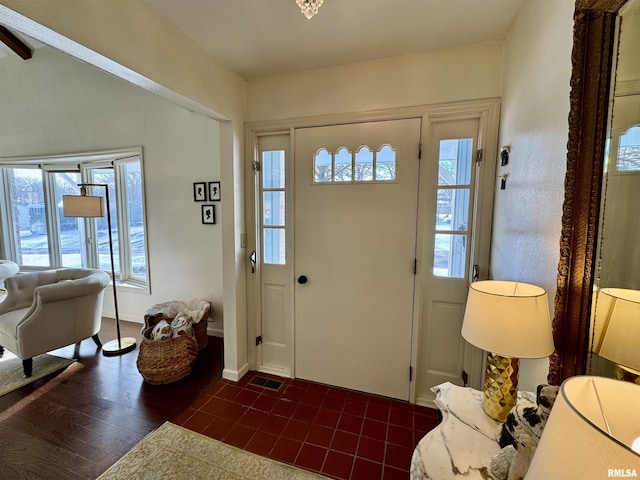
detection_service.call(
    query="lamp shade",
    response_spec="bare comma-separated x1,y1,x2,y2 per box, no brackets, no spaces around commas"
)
526,376,640,479
592,288,640,372
461,281,554,358
63,195,104,218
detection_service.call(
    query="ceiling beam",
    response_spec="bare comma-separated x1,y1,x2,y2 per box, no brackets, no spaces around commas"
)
0,25,32,60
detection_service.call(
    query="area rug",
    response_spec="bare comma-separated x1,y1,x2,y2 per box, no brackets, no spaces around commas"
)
0,351,75,397
98,422,329,480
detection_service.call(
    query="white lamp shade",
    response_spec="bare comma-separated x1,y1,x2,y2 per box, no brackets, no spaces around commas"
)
63,195,104,218
592,288,640,372
461,280,554,358
526,376,640,479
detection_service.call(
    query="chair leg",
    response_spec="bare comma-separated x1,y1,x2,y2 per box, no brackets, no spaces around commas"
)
22,358,33,378
92,334,102,349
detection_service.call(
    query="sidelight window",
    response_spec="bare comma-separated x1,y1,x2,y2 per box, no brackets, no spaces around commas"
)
433,138,473,278
262,150,286,265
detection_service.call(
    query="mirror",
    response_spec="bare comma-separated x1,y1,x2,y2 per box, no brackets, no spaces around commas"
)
549,0,630,385
588,0,640,380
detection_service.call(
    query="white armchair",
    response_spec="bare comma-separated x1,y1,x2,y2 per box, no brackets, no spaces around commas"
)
0,268,110,377
0,260,19,290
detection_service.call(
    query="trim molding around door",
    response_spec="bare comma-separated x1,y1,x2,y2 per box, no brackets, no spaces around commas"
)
245,99,502,397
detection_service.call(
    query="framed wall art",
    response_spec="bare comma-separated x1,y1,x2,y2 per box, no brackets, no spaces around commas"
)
193,182,207,202
208,181,221,201
202,204,215,224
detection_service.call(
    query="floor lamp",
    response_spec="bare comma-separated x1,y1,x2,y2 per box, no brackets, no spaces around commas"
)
63,183,136,356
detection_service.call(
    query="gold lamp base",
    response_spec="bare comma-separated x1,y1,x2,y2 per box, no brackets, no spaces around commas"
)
483,352,519,422
102,337,137,356
615,364,640,384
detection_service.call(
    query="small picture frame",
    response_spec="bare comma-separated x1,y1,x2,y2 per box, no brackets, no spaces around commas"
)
193,182,207,202
208,181,221,201
202,204,216,224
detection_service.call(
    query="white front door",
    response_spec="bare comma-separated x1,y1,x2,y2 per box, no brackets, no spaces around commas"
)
294,118,421,401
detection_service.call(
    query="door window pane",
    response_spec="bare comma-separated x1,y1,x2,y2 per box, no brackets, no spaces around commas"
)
263,191,285,226
314,149,332,183
436,189,470,232
334,147,352,182
54,172,84,268
263,150,286,188
434,233,467,278
438,139,472,186
264,228,285,265
355,146,374,181
10,169,50,266
376,145,396,180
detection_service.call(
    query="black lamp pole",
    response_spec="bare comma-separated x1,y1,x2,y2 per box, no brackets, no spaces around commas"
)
78,183,136,356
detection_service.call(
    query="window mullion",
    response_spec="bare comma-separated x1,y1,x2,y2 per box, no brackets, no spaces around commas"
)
42,171,61,268
82,168,99,269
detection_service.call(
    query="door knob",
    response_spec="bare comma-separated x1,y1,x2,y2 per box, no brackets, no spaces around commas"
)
297,275,308,285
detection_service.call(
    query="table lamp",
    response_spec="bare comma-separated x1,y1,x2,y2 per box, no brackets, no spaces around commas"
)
461,281,554,422
63,183,136,356
526,376,640,479
591,287,640,384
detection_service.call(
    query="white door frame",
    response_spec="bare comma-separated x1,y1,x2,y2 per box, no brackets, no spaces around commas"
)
245,99,500,399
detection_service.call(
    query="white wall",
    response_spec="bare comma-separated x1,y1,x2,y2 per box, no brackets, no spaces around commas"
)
492,0,575,391
0,0,249,379
247,41,504,121
0,47,224,332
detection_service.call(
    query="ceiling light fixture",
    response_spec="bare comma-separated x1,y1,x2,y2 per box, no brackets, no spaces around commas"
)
296,0,323,19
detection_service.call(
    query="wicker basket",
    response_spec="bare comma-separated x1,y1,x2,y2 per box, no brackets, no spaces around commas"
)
193,317,208,351
136,328,199,385
143,311,209,351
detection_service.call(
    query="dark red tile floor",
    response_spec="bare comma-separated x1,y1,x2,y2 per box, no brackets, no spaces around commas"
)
173,371,440,479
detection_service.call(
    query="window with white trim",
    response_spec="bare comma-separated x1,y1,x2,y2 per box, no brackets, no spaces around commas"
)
0,148,149,288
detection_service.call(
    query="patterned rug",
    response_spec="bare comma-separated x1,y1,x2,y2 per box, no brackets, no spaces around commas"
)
0,350,75,397
99,422,329,480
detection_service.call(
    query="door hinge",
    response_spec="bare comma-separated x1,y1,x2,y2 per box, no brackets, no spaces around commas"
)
476,148,483,163
252,160,261,172
409,366,413,382
418,141,423,160
255,335,262,346
413,258,417,275
462,369,469,387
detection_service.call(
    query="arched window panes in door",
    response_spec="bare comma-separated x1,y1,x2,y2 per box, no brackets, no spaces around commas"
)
616,125,640,172
313,144,397,184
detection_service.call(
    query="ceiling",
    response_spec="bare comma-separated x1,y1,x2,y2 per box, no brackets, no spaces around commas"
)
0,1,525,79
144,0,526,79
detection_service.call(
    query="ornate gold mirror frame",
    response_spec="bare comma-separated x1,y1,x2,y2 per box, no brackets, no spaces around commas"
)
549,0,628,385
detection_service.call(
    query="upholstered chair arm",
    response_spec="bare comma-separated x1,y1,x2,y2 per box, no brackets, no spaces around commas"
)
0,273,39,315
34,272,110,304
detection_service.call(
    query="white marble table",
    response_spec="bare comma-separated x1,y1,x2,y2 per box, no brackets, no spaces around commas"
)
410,382,536,480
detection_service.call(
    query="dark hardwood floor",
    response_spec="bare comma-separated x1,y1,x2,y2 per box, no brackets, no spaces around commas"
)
0,319,224,479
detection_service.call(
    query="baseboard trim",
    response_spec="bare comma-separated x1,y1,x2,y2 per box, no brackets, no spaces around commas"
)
222,363,250,382
258,365,291,379
207,326,223,338
415,394,437,410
